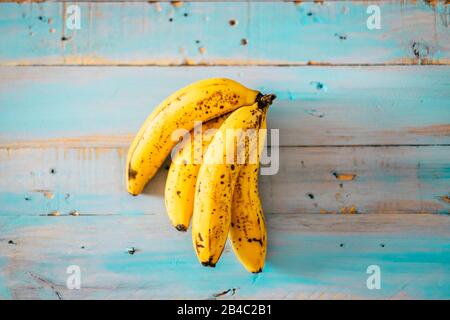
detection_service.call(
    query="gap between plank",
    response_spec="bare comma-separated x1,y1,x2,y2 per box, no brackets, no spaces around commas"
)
1,144,449,150
6,63,450,67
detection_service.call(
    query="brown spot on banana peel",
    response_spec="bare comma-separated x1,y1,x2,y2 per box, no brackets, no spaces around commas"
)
128,167,138,179
247,238,263,246
196,242,204,249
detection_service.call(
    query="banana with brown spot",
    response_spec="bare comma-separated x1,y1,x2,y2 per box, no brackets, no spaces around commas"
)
126,78,263,196
229,107,268,273
192,96,275,268
164,113,230,232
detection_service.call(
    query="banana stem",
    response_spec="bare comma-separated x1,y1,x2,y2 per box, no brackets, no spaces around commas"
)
256,93,277,109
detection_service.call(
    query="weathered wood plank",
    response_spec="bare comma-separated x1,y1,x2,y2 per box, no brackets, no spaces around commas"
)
0,146,448,216
0,1,449,66
0,214,449,299
1,66,449,146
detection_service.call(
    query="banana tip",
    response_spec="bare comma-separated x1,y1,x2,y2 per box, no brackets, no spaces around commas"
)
201,261,216,268
175,224,188,232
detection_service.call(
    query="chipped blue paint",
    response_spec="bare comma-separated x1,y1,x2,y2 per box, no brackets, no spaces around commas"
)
0,0,449,301
85,232,450,299
0,2,448,65
1,214,448,299
1,146,450,216
0,66,449,145
0,191,163,216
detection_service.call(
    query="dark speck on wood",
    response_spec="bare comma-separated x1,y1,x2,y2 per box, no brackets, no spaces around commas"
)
411,41,431,60
334,33,347,40
213,287,238,298
127,247,137,255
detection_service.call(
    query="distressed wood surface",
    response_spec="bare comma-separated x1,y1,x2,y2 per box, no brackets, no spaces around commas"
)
1,1,449,300
0,213,449,299
0,1,449,66
1,66,449,146
0,145,449,216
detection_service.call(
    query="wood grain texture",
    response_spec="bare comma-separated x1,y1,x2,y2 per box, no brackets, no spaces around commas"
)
0,1,449,300
0,214,449,299
1,66,449,146
0,146,448,216
0,1,449,66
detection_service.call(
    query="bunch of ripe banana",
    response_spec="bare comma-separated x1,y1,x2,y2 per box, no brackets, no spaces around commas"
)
126,78,275,273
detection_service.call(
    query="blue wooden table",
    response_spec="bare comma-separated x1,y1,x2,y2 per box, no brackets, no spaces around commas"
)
0,1,449,299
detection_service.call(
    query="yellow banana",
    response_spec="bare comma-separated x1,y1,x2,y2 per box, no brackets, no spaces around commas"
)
229,109,268,273
126,78,263,196
164,114,229,232
192,95,275,267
